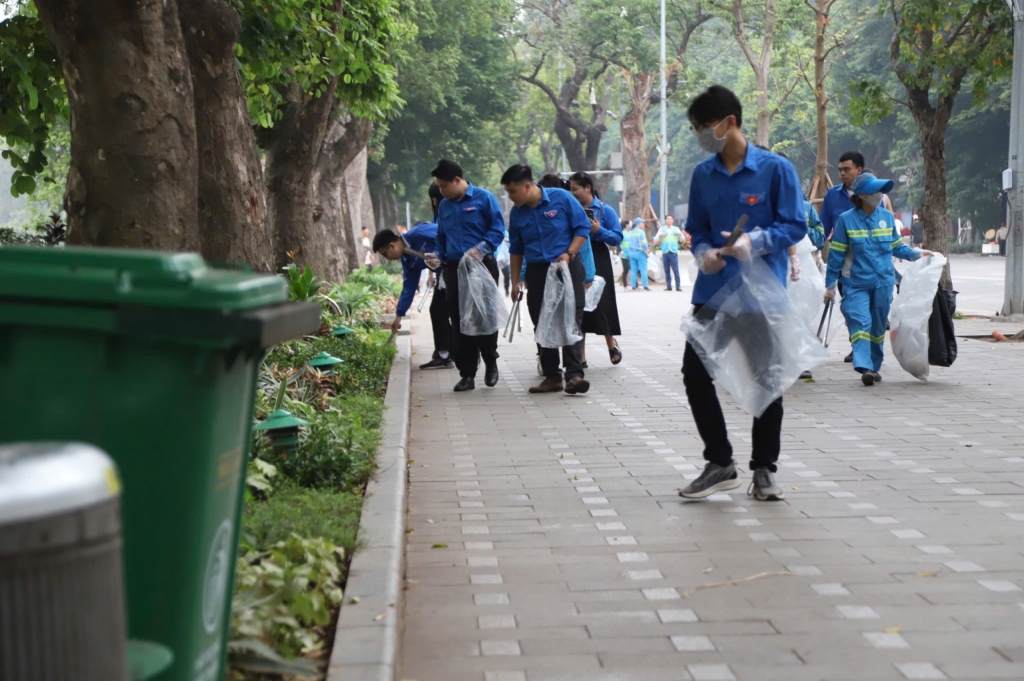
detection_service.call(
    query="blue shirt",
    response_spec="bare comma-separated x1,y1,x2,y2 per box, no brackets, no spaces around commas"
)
820,183,854,240
396,222,440,317
685,144,807,306
508,187,591,264
624,227,648,254
587,197,624,246
435,183,506,262
825,206,920,291
806,200,825,250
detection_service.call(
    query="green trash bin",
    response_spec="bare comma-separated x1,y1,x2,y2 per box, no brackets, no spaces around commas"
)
0,247,320,681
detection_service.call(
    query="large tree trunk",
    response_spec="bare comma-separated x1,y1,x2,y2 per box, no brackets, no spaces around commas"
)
732,0,776,149
36,0,200,250
266,82,339,273
915,113,953,290
345,148,372,272
620,73,654,221
312,116,373,282
754,68,771,148
178,0,273,270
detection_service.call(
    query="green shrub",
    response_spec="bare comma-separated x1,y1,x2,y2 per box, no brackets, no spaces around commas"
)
265,333,396,398
346,267,401,296
243,482,364,556
258,393,383,493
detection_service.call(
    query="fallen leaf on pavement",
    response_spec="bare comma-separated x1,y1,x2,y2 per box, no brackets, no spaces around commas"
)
431,543,448,549
883,626,903,634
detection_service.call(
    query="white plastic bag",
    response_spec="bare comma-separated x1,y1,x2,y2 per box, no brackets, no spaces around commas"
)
536,262,582,349
584,276,606,312
680,255,829,418
458,253,506,335
890,254,946,380
495,240,511,268
786,236,826,331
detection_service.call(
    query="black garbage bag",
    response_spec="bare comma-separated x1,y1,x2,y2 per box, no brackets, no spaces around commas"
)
928,287,958,367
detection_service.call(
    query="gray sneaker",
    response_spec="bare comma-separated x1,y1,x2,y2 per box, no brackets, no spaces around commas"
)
679,463,742,499
749,468,784,501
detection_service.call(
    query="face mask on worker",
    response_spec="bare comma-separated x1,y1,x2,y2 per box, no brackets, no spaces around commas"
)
861,192,884,209
695,120,728,154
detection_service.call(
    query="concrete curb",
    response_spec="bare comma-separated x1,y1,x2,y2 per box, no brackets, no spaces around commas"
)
327,336,411,681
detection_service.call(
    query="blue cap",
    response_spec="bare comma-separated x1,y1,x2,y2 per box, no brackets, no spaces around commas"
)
850,173,894,196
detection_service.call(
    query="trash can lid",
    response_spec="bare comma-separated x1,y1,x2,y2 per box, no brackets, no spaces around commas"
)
0,247,287,310
0,442,121,525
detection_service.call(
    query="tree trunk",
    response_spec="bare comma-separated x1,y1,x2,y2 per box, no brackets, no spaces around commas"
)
620,73,654,221
754,67,770,148
312,116,373,282
917,120,953,290
266,82,339,273
178,0,273,270
345,148,372,272
36,0,200,250
810,3,831,204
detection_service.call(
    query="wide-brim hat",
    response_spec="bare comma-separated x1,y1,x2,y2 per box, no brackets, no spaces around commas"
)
850,173,894,196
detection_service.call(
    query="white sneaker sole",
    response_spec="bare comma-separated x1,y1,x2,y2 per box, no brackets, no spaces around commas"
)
679,475,743,499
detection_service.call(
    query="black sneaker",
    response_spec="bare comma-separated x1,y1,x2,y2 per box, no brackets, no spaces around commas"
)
844,352,853,363
678,463,742,499
799,370,813,380
454,377,475,392
861,371,879,386
749,468,784,501
419,356,454,370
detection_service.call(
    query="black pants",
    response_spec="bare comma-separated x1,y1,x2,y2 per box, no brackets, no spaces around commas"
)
501,264,511,294
681,305,783,472
525,257,585,381
444,257,500,378
429,282,451,355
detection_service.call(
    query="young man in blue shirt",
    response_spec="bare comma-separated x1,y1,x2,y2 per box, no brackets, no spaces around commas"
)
374,184,453,371
428,159,506,392
502,164,592,395
677,85,807,502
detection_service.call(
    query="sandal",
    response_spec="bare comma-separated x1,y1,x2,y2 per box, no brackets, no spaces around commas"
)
609,345,622,365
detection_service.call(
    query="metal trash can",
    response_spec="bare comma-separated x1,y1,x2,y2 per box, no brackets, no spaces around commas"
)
0,442,128,681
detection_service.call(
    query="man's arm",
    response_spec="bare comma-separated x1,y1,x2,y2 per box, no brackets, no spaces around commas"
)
746,161,807,256
825,215,849,290
820,190,836,239
510,254,524,301
393,258,424,329
685,171,722,273
485,192,507,254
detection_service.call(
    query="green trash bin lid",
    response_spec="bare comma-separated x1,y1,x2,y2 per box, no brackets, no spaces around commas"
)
0,247,287,310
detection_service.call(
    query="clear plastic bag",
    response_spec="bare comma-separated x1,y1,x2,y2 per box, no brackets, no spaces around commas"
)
458,249,507,336
680,255,829,417
536,261,582,349
786,236,826,331
890,254,946,380
495,240,511,269
584,275,606,312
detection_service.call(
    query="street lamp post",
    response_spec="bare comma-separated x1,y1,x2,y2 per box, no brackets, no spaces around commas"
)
659,0,669,221
1004,0,1024,317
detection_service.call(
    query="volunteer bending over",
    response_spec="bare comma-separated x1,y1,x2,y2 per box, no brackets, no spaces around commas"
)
824,173,932,386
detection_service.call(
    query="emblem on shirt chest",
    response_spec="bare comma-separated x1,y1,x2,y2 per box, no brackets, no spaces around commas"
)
463,206,476,212
742,193,763,206
545,210,558,218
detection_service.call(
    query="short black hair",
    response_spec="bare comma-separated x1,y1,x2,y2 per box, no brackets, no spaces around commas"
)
500,164,534,185
839,151,865,169
537,173,567,190
431,159,463,182
372,229,401,253
687,85,742,130
568,171,599,199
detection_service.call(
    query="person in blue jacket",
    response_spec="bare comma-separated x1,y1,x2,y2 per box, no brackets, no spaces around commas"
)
504,164,592,395
374,185,453,371
428,159,506,392
569,171,624,366
624,219,650,290
677,85,806,503
824,173,933,386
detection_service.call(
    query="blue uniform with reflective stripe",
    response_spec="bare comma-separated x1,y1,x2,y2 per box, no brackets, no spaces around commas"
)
806,200,825,250
825,206,922,373
685,144,807,306
435,183,506,262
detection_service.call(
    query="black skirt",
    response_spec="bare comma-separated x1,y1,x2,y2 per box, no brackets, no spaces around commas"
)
582,240,622,336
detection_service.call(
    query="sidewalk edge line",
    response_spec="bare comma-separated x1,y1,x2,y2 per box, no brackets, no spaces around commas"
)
327,335,411,681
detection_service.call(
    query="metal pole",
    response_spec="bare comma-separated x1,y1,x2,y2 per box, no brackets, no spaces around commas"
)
659,0,668,221
1004,0,1024,317
405,202,412,230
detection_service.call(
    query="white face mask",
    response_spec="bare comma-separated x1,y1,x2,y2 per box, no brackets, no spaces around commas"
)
861,192,884,209
695,120,727,154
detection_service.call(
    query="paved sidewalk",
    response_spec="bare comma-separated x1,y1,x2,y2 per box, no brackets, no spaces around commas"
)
399,285,1024,681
